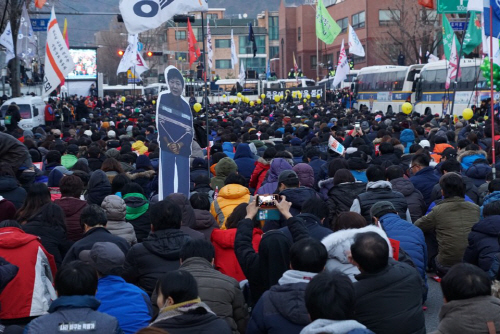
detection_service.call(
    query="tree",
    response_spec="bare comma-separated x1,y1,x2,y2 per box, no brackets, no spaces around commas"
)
6,0,26,97
95,21,127,85
373,0,442,65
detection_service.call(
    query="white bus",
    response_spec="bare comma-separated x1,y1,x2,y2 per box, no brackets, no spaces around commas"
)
353,65,423,114
413,58,496,116
318,70,360,90
102,84,144,97
144,83,168,96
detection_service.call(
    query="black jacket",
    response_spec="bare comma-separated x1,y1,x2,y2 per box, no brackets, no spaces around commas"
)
463,215,500,271
326,182,366,228
390,177,426,222
123,194,151,243
0,175,27,209
279,187,320,216
357,181,408,223
431,175,480,205
86,170,112,206
354,259,425,334
122,229,191,296
279,213,332,242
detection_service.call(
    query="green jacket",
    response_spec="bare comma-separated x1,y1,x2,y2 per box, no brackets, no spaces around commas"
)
415,197,480,267
210,157,237,191
61,154,78,169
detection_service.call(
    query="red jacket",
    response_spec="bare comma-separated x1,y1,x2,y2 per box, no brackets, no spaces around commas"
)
249,159,270,193
44,104,55,122
0,227,57,319
211,228,262,281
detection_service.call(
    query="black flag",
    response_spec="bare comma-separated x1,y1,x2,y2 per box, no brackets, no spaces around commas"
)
249,23,257,57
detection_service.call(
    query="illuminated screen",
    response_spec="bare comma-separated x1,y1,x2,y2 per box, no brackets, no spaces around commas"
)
66,48,97,80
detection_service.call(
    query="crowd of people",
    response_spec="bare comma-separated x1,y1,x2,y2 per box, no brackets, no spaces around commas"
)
1,92,500,334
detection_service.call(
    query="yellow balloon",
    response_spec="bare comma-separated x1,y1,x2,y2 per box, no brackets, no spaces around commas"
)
292,92,297,98
306,94,311,99
485,116,489,120
152,100,156,105
261,94,266,99
316,94,321,99
222,94,226,98
250,101,255,107
237,92,242,98
298,92,302,99
303,99,307,103
193,103,202,112
121,96,126,102
257,99,262,104
463,108,473,120
274,95,281,102
229,98,235,104
245,97,250,103
402,102,413,115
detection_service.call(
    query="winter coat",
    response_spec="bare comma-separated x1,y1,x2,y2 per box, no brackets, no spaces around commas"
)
279,213,332,242
463,215,500,271
465,162,492,187
122,228,191,296
0,227,57,320
223,142,235,159
211,158,238,191
308,157,326,188
87,157,103,171
431,143,454,163
123,193,151,243
166,193,205,240
415,197,480,267
322,225,393,281
62,227,130,267
192,209,219,241
431,296,500,334
481,191,500,218
458,149,487,171
257,158,293,195
24,295,122,334
431,175,480,205
280,186,321,216
180,257,249,334
126,170,156,197
211,227,262,282
353,259,426,334
0,175,27,209
372,153,400,166
318,177,335,200
410,166,441,207
190,160,210,191
249,158,271,192
101,195,137,245
61,154,78,170
300,320,373,334
293,163,315,188
0,132,32,171
324,181,366,228
390,177,426,222
86,170,112,206
234,143,256,180
210,184,253,228
54,197,87,242
400,129,415,154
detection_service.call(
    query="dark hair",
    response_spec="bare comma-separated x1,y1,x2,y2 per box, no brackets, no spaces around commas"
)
306,148,320,160
225,203,257,229
224,172,246,186
412,153,430,167
150,200,182,230
333,169,355,185
290,238,328,273
189,193,211,211
441,263,491,302
334,212,367,232
111,174,130,194
439,172,465,198
34,202,67,229
101,158,124,174
379,142,394,155
301,198,329,220
72,160,91,174
180,239,215,262
60,175,84,198
366,165,385,182
305,272,355,321
157,270,198,306
385,165,404,181
55,261,98,297
46,150,62,164
409,143,421,154
488,179,500,193
457,139,471,150
441,158,462,173
80,204,107,227
483,201,500,217
15,183,51,222
263,147,277,160
351,232,389,273
328,159,349,178
122,182,145,196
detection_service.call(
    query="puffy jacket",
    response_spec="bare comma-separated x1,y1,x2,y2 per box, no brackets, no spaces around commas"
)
249,158,271,192
24,295,122,334
324,181,366,228
307,157,326,188
127,170,156,197
211,227,262,282
122,228,191,296
318,177,335,200
180,257,249,334
431,143,454,163
463,215,500,271
234,143,256,180
54,197,87,242
0,132,32,171
390,177,426,222
0,175,27,209
353,259,425,334
293,163,315,188
410,166,441,207
431,175,480,205
123,193,150,243
0,227,57,320
481,191,500,218
211,184,253,229
399,129,415,154
86,170,112,206
465,161,492,187
211,158,238,191
257,158,293,195
279,187,321,217
192,209,219,241
223,142,235,159
415,197,480,267
101,195,137,245
279,213,332,242
300,319,374,334
458,149,487,171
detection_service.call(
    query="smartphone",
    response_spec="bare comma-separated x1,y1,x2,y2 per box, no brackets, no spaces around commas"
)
256,195,279,209
355,122,360,130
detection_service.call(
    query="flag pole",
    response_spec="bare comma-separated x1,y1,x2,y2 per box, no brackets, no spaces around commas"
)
202,12,210,174
490,5,496,179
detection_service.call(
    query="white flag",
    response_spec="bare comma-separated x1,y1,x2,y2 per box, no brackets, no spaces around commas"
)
0,21,15,65
119,0,208,34
419,46,422,64
207,21,213,69
133,51,149,76
117,34,138,75
42,7,75,97
347,25,365,57
333,39,349,87
445,38,459,90
17,6,36,60
489,37,500,67
231,29,238,69
467,0,483,11
239,61,246,87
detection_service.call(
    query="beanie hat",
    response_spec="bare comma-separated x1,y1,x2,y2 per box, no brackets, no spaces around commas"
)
135,155,152,170
348,157,368,171
108,130,116,139
84,130,92,137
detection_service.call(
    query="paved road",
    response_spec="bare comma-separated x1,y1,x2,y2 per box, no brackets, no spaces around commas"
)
424,274,443,333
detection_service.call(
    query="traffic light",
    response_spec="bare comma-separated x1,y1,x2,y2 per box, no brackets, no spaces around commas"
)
145,51,163,57
173,15,195,23
147,51,153,57
118,50,124,56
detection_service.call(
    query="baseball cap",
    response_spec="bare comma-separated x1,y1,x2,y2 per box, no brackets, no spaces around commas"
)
84,130,92,137
370,201,396,219
419,140,430,149
54,166,73,175
278,170,299,184
79,242,125,276
108,130,116,139
67,144,79,155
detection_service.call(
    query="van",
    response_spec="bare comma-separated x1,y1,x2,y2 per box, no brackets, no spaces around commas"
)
0,96,46,130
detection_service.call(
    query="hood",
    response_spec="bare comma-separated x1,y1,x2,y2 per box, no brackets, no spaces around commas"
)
0,227,40,248
86,170,112,205
251,140,265,148
49,295,100,313
301,319,368,334
366,180,392,190
142,229,190,260
458,149,487,162
399,129,415,143
390,177,416,196
318,177,335,190
214,157,238,178
191,157,208,170
322,225,392,264
192,209,218,229
471,215,500,236
54,197,87,216
218,184,250,199
289,146,304,158
267,283,310,325
0,176,20,192
234,143,254,159
211,228,262,249
256,157,271,166
167,193,196,228
127,170,155,180
267,158,293,182
222,142,235,155
101,195,126,221
293,163,315,188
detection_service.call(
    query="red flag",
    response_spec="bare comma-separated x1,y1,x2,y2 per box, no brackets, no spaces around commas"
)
35,0,46,8
418,0,434,9
187,20,200,68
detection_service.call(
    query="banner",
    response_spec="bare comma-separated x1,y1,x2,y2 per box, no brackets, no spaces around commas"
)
333,39,349,87
117,34,137,75
187,20,200,67
17,6,36,60
263,85,325,102
462,11,482,54
484,0,500,37
442,15,461,60
315,0,341,44
42,7,75,97
445,37,459,89
328,135,345,155
239,61,246,87
207,21,213,69
348,24,365,57
231,29,238,69
119,0,208,34
0,22,15,65
157,65,194,199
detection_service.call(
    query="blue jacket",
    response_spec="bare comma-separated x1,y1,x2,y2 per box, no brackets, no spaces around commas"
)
308,156,326,188
24,295,122,334
222,142,235,159
399,129,415,154
480,191,500,219
463,215,500,271
410,167,440,207
234,143,256,179
465,162,491,188
279,213,332,242
96,275,152,334
379,213,428,298
459,151,487,171
350,170,367,183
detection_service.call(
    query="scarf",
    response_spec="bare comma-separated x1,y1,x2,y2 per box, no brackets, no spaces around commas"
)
150,298,214,325
278,270,318,285
123,193,149,220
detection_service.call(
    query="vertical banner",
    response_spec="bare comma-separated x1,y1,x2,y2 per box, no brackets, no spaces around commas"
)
207,21,213,69
157,66,194,199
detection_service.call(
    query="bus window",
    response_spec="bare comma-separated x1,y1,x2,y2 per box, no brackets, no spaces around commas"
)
458,66,481,91
393,71,406,91
406,69,420,82
435,69,446,90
